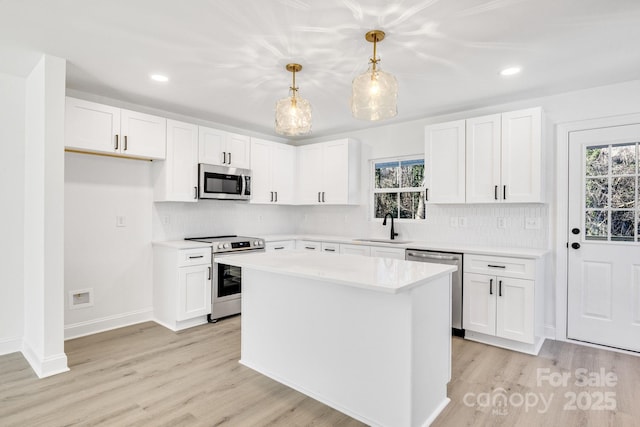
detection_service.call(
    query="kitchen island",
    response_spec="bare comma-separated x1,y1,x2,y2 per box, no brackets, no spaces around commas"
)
219,250,456,427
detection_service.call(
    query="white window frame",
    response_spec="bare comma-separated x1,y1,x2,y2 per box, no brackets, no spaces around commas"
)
370,154,426,222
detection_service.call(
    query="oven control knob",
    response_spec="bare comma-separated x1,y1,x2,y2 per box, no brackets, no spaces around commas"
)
224,243,230,249
254,240,259,246
218,244,224,249
259,240,264,246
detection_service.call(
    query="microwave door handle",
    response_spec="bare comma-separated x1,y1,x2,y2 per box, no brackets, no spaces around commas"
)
241,174,247,196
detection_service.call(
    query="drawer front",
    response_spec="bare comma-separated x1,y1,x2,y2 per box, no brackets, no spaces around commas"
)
266,240,295,251
297,240,320,251
178,248,211,267
464,253,535,280
321,242,340,254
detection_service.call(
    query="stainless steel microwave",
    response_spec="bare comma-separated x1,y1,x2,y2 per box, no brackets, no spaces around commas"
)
198,164,251,200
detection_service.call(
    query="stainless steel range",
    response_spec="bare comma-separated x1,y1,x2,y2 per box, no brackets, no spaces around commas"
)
185,235,265,321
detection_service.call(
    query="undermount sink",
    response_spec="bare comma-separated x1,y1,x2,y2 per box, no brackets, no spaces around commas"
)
353,238,412,244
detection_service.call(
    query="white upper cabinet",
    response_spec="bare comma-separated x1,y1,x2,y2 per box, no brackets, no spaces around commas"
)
154,120,199,202
465,114,502,203
297,139,359,205
250,138,295,204
501,108,543,203
424,120,466,203
65,97,166,160
424,107,544,204
198,126,251,169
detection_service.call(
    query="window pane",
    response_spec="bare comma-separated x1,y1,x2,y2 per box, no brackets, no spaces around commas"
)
400,192,425,219
585,178,609,208
400,159,425,188
611,176,635,209
585,210,608,240
611,210,634,241
375,161,398,189
611,143,636,175
374,193,398,218
585,146,609,176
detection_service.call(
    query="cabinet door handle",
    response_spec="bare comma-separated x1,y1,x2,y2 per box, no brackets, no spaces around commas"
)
318,192,321,202
270,191,274,202
114,134,119,150
503,185,506,200
275,191,278,202
322,192,325,203
228,152,231,164
494,185,498,200
425,188,429,202
222,152,226,164
124,135,128,151
194,186,198,199
499,280,503,297
208,266,211,280
488,264,506,269
489,278,493,295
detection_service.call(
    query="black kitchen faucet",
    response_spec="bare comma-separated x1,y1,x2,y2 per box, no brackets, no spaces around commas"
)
382,213,399,240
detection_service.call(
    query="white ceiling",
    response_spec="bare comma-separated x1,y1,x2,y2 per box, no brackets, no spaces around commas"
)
2,0,640,139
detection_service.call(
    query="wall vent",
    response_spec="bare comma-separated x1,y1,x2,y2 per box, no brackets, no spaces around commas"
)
69,288,94,309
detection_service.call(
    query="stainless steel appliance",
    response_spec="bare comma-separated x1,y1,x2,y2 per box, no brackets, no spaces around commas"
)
185,235,265,321
406,249,464,337
198,163,251,200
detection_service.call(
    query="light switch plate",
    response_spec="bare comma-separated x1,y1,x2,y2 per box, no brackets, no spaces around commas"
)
497,217,506,229
525,217,541,229
458,217,467,227
116,216,127,227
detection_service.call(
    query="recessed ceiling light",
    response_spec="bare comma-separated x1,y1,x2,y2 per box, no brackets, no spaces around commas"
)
500,67,521,76
150,74,169,82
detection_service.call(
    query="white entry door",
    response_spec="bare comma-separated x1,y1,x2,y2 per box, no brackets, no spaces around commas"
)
567,123,640,352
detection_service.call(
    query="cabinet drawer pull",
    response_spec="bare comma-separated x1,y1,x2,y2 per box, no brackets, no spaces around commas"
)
115,134,119,150
499,280,503,297
274,246,285,250
124,135,128,151
489,278,493,295
324,248,336,252
488,264,506,269
305,246,316,250
189,255,204,259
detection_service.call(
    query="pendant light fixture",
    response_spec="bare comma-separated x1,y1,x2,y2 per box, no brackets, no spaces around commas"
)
351,30,398,121
275,63,312,136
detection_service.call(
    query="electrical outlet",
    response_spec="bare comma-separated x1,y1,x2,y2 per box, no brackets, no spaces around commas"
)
458,217,467,227
497,217,506,229
450,217,459,228
161,215,170,225
116,215,127,227
525,217,541,230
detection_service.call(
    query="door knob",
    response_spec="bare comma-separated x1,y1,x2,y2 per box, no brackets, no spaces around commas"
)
571,228,580,235
571,242,581,249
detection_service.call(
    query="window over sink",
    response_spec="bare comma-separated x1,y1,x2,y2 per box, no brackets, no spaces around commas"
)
372,156,426,220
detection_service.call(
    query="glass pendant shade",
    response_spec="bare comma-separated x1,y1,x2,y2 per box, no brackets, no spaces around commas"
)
351,30,398,121
351,63,398,121
275,63,312,136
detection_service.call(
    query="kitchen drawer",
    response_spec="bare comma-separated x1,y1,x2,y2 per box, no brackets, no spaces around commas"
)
266,240,295,251
321,242,340,254
297,240,320,251
464,253,535,280
177,247,211,267
340,244,371,257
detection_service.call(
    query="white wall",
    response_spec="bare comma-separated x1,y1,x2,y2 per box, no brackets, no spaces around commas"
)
23,55,68,377
0,72,26,355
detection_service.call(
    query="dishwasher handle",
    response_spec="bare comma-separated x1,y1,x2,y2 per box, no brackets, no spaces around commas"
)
406,252,459,261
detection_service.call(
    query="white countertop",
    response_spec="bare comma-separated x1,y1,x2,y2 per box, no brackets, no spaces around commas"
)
217,250,457,294
152,240,213,249
261,234,548,259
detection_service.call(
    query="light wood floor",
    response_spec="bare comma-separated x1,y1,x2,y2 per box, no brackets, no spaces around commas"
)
1,317,638,426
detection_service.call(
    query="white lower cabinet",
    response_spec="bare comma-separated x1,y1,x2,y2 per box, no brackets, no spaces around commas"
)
153,245,212,331
463,253,543,354
370,246,406,260
340,244,371,257
265,240,295,251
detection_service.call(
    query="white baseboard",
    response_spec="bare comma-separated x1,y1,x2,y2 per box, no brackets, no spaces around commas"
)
0,336,22,356
21,341,69,378
544,325,556,340
64,307,154,340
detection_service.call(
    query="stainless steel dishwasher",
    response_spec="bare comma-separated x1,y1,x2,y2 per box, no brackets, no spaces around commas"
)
406,249,464,337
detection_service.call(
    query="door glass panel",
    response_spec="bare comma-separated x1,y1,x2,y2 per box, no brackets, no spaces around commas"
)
585,210,608,240
584,142,639,242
